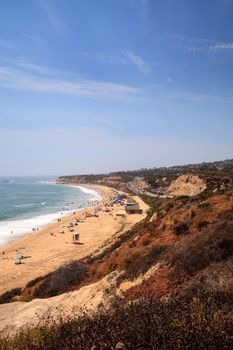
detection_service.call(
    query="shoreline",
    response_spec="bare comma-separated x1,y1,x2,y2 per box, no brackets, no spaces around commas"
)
0,183,110,250
0,184,149,296
0,184,103,248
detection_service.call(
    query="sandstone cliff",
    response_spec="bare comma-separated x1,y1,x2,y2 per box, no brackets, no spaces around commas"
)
167,174,207,197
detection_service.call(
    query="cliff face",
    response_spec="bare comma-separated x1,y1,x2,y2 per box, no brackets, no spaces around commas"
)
57,175,130,192
57,175,96,184
167,174,207,197
0,271,121,336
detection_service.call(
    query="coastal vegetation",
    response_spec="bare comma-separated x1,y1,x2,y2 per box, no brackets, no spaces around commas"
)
0,161,233,348
0,292,232,350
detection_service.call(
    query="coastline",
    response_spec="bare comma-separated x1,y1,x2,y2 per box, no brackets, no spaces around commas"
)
0,184,149,296
0,183,111,250
0,183,103,248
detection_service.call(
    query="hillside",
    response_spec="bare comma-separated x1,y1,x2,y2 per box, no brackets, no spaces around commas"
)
57,158,233,196
0,165,233,349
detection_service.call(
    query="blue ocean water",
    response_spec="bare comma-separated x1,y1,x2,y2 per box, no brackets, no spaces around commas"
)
0,177,101,246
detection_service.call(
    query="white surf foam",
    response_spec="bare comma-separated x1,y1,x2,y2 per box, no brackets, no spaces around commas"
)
13,203,36,208
0,183,103,247
0,210,74,247
0,212,59,246
71,185,102,201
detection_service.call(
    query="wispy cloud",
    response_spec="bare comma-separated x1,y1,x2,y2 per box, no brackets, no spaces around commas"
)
80,52,127,65
166,76,173,83
173,35,233,54
39,0,65,32
0,39,15,50
148,85,233,104
124,50,151,74
130,0,149,24
209,42,233,52
0,63,141,99
0,61,232,104
15,61,59,76
80,50,158,73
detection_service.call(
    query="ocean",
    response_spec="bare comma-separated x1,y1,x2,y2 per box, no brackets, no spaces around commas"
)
0,177,102,247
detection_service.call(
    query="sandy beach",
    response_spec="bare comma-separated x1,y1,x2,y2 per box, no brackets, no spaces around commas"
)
0,185,148,296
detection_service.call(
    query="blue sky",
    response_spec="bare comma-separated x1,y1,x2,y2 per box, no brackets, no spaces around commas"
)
0,0,232,175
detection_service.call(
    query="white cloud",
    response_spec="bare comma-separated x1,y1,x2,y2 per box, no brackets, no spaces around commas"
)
125,50,151,74
15,61,60,76
209,42,233,52
0,64,141,99
0,61,232,104
80,52,127,65
173,35,233,54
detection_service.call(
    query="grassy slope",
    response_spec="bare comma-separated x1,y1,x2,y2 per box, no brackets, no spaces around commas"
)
1,176,233,349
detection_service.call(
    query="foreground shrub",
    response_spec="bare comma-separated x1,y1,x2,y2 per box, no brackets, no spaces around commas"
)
123,244,166,279
34,261,87,297
0,292,232,350
171,220,233,278
196,220,209,230
173,222,189,236
119,250,141,270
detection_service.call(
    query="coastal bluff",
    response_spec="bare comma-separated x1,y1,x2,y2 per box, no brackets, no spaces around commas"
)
57,175,130,192
167,174,207,197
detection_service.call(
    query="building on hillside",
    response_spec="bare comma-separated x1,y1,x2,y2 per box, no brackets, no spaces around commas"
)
125,199,142,214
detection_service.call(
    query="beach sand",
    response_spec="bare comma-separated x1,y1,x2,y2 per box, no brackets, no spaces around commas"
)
0,185,148,296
